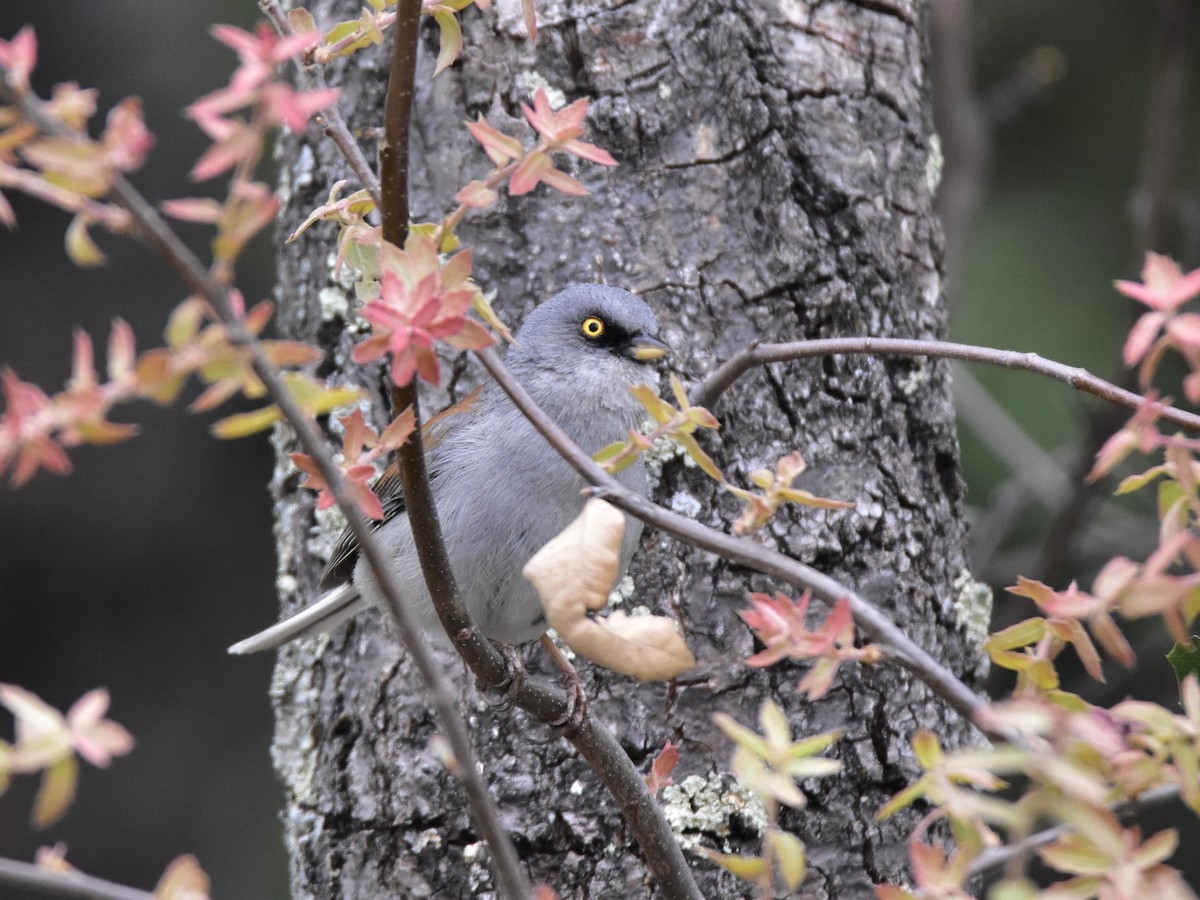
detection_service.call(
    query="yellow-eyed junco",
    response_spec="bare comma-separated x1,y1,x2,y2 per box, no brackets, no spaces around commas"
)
229,283,668,654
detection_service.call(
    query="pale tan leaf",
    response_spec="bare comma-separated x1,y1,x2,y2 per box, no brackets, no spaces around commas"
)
523,499,695,681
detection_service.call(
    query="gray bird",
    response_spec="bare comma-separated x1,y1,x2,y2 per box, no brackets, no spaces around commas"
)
229,284,668,654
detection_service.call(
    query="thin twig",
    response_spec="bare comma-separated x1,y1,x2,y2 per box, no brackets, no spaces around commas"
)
258,0,383,207
476,347,998,737
0,75,529,900
689,337,1200,433
965,783,1181,880
0,858,153,900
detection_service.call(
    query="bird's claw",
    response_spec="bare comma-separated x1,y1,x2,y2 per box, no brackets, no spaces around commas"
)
482,641,526,710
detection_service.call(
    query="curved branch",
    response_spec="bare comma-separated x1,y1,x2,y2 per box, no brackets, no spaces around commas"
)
690,337,1200,433
0,858,152,900
475,347,999,738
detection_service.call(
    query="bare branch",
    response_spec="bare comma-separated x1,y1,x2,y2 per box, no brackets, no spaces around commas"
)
0,858,152,900
476,347,998,738
689,337,1200,433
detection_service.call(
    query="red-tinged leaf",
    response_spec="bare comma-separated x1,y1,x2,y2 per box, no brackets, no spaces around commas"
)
441,248,473,288
509,149,551,195
101,98,154,172
431,10,463,75
339,408,375,461
107,319,135,383
64,214,105,266
380,406,417,450
796,658,839,699
466,115,523,166
1124,311,1167,366
66,689,133,767
32,756,77,829
190,125,258,182
352,482,385,520
561,138,616,166
0,26,37,89
12,435,72,485
645,740,678,793
21,137,111,196
539,164,588,196
154,855,211,900
443,318,494,350
162,197,223,223
1116,253,1200,313
455,179,498,208
1166,313,1200,349
777,487,855,510
288,8,318,33
523,0,537,41
522,91,587,143
0,189,14,229
261,83,341,133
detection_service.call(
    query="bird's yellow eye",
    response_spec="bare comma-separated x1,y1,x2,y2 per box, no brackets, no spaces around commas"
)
581,316,605,339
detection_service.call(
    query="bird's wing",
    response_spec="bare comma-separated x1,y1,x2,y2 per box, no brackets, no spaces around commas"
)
318,386,483,589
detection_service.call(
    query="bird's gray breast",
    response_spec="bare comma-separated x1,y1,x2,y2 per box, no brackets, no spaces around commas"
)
432,389,647,643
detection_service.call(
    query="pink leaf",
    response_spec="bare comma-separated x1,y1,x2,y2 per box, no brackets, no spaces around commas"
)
0,26,37,89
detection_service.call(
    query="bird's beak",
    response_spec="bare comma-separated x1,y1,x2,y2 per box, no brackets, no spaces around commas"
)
625,334,670,362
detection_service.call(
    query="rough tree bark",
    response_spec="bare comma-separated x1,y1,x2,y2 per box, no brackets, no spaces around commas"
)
269,0,985,896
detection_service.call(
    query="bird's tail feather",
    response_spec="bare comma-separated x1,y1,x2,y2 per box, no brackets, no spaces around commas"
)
228,583,368,655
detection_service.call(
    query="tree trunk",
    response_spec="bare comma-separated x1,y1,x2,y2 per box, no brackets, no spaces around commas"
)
270,0,983,896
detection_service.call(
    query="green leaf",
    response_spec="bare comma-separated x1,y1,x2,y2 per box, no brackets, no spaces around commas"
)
431,10,463,75
675,433,723,482
766,828,806,889
1157,478,1186,522
1114,464,1168,495
33,755,78,828
210,405,281,439
1167,637,1200,688
698,848,766,882
65,214,105,266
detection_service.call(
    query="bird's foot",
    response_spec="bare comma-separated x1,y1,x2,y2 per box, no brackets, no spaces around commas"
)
482,640,526,710
540,635,588,736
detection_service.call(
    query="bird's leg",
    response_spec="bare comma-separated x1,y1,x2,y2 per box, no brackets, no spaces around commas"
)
481,639,526,710
540,635,588,735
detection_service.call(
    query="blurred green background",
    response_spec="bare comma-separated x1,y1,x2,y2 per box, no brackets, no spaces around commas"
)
0,0,1197,896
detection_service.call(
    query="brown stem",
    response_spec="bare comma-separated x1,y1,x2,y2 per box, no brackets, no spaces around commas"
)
689,337,1200,433
377,5,531,898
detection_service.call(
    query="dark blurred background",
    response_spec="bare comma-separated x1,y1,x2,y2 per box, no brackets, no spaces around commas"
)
0,0,1197,896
